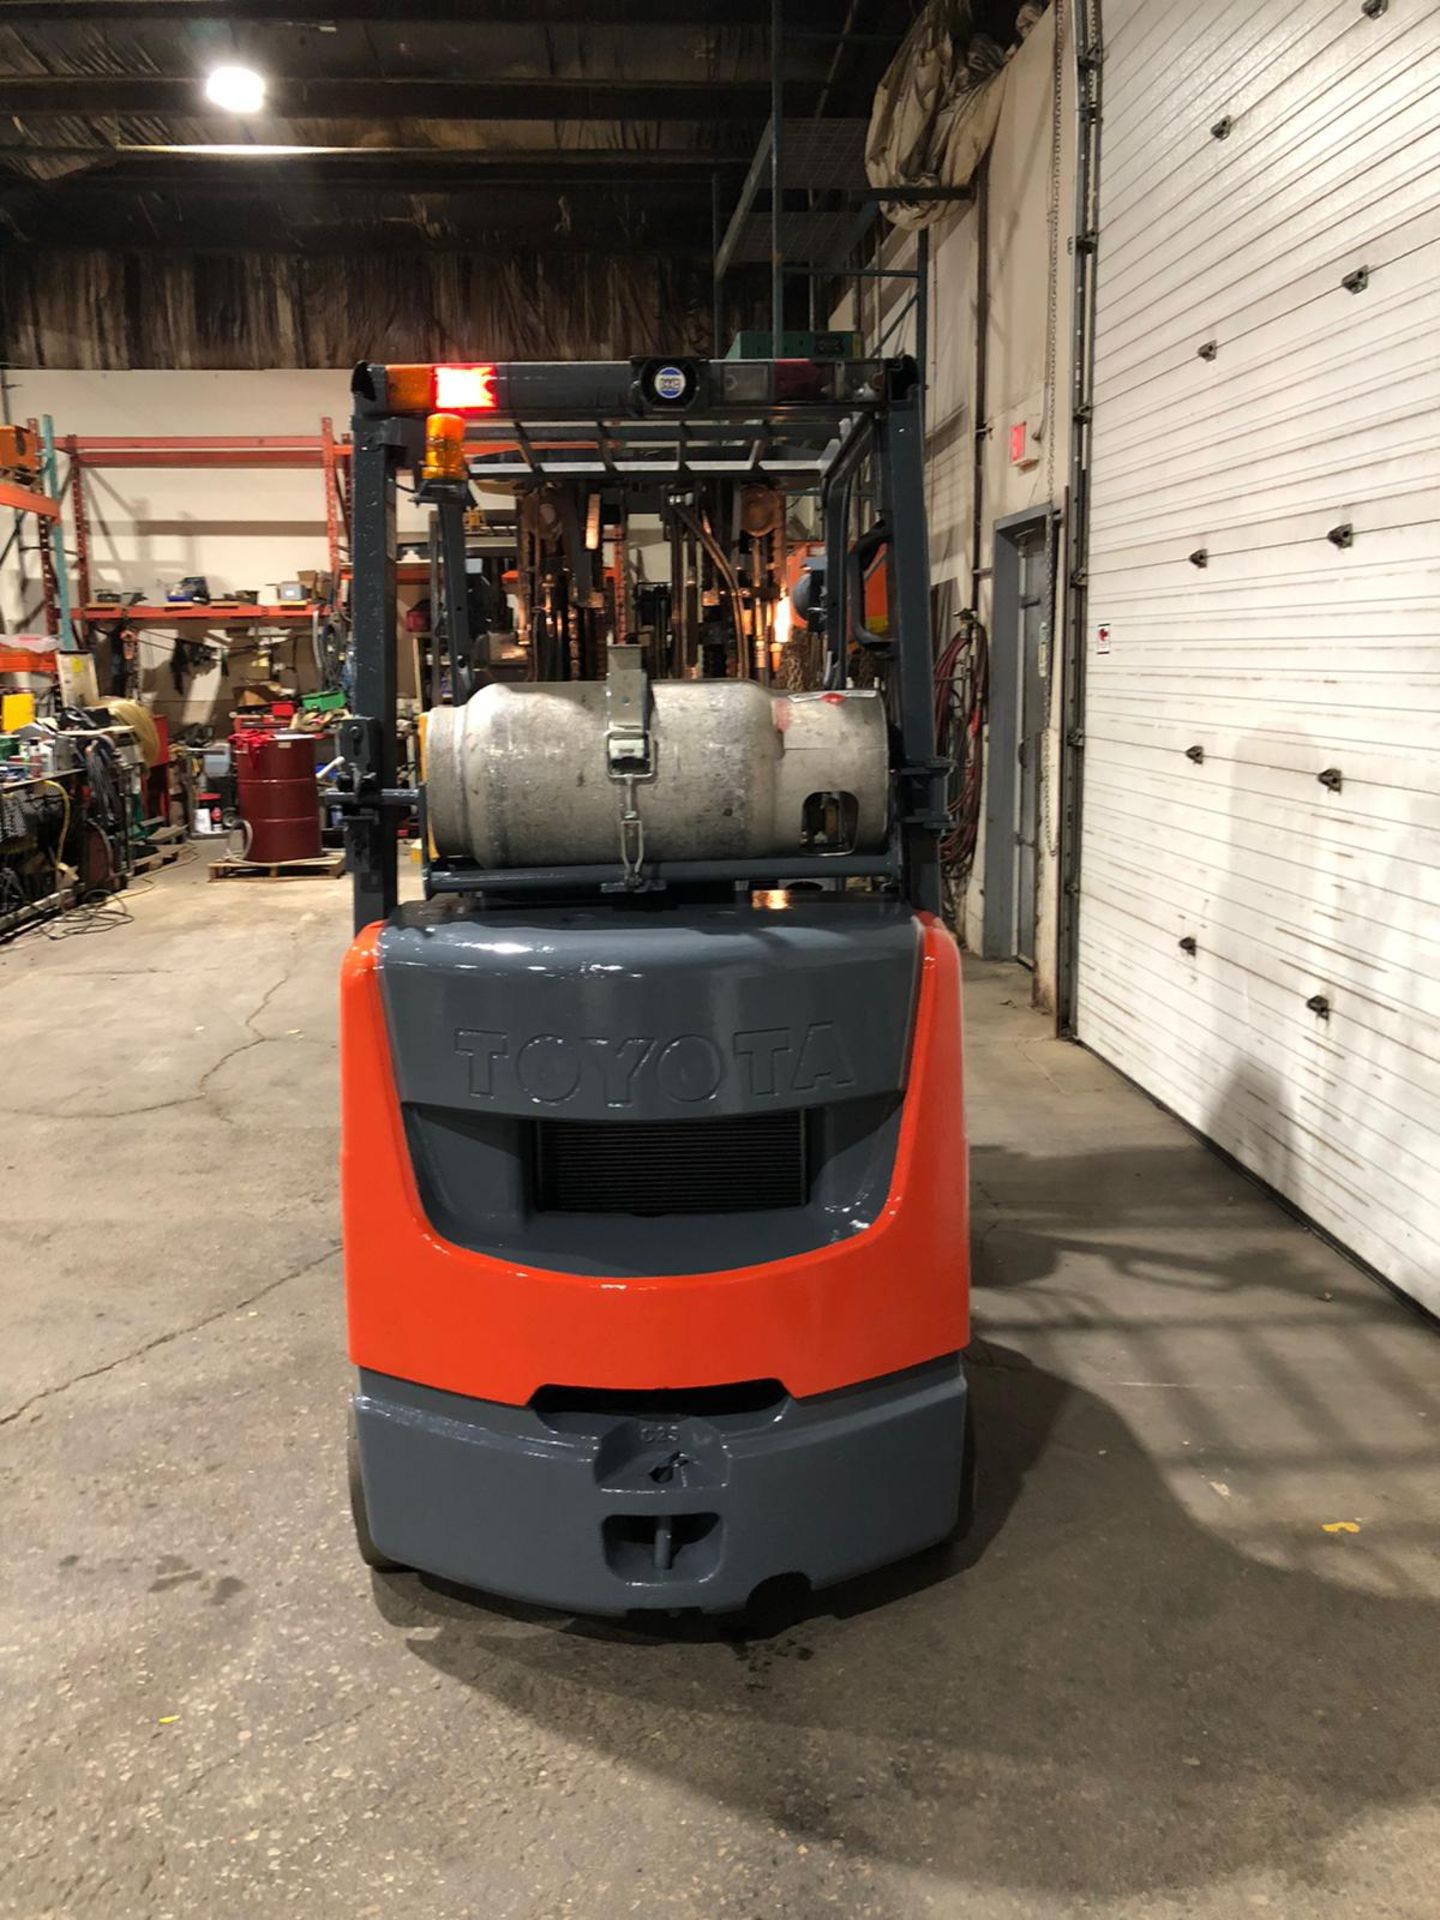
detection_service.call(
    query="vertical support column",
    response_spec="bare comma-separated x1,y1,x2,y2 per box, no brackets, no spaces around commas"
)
320,415,342,585
435,491,472,702
426,508,443,709
347,415,399,932
666,510,684,676
69,449,92,611
822,476,849,687
915,226,930,430
1057,2,1104,1036
819,418,872,689
711,174,724,355
881,374,943,917
39,417,75,650
613,496,630,651
770,0,784,347
970,156,991,610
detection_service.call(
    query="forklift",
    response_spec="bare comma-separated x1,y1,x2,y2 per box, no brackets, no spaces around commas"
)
339,354,971,1614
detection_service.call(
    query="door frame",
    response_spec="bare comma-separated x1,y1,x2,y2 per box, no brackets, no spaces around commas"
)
982,505,1056,959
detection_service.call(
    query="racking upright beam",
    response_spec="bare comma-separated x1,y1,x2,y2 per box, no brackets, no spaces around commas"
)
320,416,346,584
69,446,93,608
25,415,61,641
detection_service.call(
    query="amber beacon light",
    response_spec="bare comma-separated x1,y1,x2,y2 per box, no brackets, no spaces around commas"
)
422,411,468,482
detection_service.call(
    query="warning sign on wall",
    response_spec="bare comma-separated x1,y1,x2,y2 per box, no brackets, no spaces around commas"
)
1093,617,1112,656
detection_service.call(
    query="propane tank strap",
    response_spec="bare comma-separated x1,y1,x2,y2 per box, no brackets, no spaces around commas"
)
617,772,646,887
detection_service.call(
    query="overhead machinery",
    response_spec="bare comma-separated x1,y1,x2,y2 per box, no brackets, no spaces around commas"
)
340,354,971,1614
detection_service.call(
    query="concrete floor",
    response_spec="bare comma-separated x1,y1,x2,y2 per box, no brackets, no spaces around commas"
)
2,863,1437,1920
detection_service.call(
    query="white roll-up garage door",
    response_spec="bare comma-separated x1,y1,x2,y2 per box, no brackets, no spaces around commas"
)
1078,0,1440,1309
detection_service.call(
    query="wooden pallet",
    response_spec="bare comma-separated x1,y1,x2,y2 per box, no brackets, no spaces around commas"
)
208,850,346,882
132,825,186,876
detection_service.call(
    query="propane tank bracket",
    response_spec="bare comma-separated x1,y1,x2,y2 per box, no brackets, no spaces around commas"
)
605,641,654,779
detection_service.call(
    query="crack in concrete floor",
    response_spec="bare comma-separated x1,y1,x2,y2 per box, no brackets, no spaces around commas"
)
0,1243,341,1428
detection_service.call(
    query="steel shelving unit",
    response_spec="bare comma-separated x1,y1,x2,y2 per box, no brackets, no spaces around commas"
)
61,425,352,626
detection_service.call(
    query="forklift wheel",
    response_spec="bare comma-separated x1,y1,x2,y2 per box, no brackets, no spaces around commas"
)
347,1409,404,1572
952,1398,979,1544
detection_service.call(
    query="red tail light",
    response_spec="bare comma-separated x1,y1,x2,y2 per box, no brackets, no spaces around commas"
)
434,364,498,412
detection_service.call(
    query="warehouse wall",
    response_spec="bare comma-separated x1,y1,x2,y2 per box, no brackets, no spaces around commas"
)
0,250,721,371
914,3,1075,1004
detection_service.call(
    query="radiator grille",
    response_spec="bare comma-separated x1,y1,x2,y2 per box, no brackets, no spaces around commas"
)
535,1110,808,1214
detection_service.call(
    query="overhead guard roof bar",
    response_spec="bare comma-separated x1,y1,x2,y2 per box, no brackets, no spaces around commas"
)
352,358,890,425
456,407,871,488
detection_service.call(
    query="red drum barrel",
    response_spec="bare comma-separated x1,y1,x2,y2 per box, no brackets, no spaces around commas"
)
232,731,320,863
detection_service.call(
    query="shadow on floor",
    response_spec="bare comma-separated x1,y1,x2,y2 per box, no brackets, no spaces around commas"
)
969,1138,1379,1307
367,1339,1439,1902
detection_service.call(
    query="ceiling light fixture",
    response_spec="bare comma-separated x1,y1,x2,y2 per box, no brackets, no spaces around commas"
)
122,143,347,157
203,65,267,114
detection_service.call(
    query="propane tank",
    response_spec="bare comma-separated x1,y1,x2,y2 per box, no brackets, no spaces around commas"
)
425,679,889,869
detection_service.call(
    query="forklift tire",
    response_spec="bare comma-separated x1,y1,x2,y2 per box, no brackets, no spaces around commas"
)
347,1409,404,1572
951,1398,979,1545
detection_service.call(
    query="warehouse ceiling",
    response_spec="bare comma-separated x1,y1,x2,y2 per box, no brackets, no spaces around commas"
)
0,0,918,257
